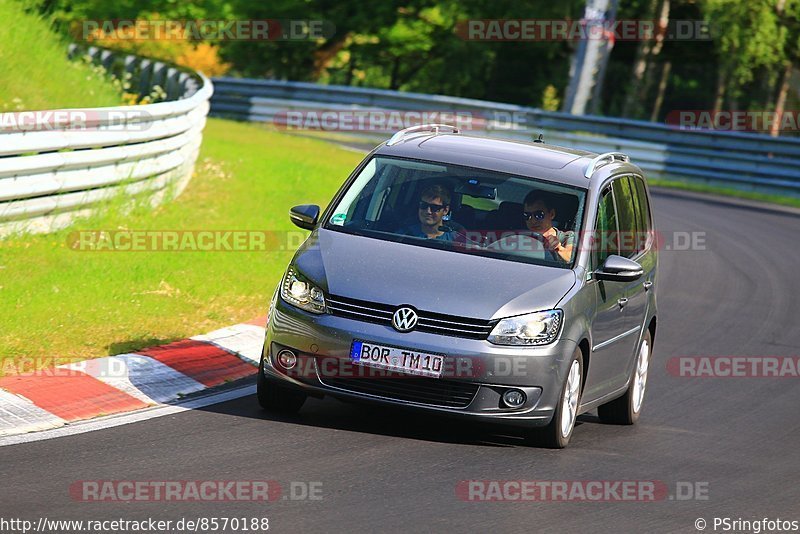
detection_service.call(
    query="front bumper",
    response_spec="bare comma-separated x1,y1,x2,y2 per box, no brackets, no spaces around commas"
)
262,296,578,427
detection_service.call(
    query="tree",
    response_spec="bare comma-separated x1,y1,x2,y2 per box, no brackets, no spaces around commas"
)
704,0,788,112
769,0,800,136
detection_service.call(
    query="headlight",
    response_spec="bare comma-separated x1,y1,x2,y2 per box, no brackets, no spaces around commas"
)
487,310,563,346
280,267,326,314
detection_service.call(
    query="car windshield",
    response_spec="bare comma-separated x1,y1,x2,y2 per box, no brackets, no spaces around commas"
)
324,155,587,268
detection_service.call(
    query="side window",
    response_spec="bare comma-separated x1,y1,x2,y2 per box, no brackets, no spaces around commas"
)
633,177,653,252
612,177,638,258
593,185,619,269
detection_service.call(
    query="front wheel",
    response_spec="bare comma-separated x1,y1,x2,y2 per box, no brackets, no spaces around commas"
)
528,347,583,449
257,358,307,414
598,331,652,425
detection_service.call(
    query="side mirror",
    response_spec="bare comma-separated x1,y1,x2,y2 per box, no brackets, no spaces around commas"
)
594,254,643,282
289,205,320,230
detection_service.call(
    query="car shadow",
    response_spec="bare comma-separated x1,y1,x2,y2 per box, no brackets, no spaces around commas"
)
194,380,596,449
106,336,186,355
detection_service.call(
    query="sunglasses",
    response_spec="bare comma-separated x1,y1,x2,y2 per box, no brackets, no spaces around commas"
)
523,210,547,221
419,201,447,213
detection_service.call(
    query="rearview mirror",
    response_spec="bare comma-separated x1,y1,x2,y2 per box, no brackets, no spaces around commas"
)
594,254,643,282
289,204,320,230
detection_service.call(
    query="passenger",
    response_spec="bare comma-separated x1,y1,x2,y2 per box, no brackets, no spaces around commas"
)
523,190,575,262
397,184,456,241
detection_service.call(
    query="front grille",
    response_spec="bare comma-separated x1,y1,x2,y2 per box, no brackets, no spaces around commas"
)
326,295,495,340
319,373,480,408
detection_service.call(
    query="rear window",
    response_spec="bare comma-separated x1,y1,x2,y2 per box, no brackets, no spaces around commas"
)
324,155,587,268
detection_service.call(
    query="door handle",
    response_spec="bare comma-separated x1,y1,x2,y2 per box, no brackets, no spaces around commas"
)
617,297,628,309
643,281,653,291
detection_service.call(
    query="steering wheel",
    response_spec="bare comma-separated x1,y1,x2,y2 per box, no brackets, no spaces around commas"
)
484,231,548,259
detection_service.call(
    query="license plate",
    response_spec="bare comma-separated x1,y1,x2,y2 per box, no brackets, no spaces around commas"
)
350,340,444,378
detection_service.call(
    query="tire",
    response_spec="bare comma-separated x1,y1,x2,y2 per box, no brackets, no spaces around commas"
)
257,358,307,414
529,347,584,449
598,331,652,425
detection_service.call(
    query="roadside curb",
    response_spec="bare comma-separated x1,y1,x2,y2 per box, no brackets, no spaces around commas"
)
0,317,267,438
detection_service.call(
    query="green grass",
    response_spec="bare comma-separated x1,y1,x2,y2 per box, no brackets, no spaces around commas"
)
649,178,800,209
0,119,363,364
0,0,123,110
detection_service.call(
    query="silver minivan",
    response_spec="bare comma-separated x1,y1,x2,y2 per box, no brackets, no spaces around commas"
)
259,125,658,448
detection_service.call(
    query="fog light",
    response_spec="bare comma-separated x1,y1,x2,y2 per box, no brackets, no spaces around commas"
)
277,349,297,370
502,389,526,408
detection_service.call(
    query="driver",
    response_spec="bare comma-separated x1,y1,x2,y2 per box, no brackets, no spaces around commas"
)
397,184,456,241
523,190,575,262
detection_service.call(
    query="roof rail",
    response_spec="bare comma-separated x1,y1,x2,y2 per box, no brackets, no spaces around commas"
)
385,123,460,146
584,152,630,179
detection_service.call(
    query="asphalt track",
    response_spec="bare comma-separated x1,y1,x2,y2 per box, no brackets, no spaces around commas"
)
2,189,800,533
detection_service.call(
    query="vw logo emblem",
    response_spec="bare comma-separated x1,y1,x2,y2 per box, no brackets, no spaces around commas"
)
392,307,418,332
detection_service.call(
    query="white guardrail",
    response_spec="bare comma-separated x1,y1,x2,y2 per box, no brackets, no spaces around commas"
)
0,46,213,237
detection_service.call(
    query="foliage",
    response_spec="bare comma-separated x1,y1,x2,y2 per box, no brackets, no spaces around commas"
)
0,0,123,110
20,0,800,123
76,13,232,76
176,43,232,77
703,0,791,100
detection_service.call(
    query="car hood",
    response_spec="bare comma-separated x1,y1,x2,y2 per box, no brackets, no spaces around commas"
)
294,229,576,320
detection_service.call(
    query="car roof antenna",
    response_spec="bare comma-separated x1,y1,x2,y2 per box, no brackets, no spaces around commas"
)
533,133,544,143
